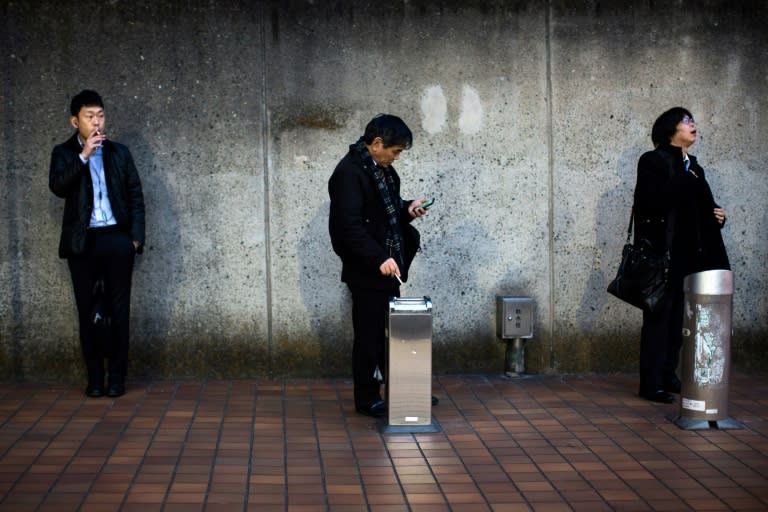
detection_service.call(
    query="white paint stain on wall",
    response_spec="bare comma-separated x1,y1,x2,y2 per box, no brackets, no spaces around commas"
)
420,85,447,134
458,85,483,135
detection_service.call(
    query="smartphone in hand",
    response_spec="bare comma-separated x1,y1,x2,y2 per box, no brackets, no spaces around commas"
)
419,198,435,209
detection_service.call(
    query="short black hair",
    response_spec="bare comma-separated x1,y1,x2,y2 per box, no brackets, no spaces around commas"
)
70,90,104,116
362,114,413,149
651,107,693,146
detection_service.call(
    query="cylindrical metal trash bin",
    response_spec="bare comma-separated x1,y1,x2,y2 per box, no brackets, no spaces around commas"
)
384,296,439,433
670,269,741,430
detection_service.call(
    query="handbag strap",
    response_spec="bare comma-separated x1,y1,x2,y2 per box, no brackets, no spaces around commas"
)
624,209,635,244
665,209,675,257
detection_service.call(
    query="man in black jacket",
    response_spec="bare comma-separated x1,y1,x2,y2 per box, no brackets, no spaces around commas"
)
49,90,145,398
328,114,430,417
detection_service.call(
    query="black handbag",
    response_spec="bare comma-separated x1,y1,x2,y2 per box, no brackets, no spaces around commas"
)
607,209,670,313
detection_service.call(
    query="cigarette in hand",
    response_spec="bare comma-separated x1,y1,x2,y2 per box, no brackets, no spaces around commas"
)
395,275,403,285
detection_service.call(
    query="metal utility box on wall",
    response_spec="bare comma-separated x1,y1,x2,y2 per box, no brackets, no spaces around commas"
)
496,296,535,376
385,297,439,433
496,296,534,339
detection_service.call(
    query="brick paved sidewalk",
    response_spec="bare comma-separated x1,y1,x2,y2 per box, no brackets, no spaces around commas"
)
0,372,766,511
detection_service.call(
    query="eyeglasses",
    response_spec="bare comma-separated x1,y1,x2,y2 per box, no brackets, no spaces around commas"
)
681,115,695,125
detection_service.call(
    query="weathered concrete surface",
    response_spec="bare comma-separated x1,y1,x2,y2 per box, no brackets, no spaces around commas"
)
1,0,766,381
549,1,768,373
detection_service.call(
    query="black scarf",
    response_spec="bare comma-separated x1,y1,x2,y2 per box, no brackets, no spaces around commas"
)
352,138,404,268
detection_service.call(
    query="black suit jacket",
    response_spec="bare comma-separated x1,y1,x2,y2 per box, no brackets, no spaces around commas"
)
49,133,145,258
328,145,417,291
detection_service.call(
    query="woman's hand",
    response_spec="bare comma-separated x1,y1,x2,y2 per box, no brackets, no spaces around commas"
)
714,207,727,225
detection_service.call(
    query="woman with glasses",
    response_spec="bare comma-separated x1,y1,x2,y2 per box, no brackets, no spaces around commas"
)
632,107,730,403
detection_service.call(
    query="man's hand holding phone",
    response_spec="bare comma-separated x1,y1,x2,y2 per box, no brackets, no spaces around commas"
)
420,198,435,209
409,197,434,218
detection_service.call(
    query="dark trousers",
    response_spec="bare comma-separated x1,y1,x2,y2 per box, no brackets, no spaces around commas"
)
67,227,135,385
639,282,684,393
348,286,398,409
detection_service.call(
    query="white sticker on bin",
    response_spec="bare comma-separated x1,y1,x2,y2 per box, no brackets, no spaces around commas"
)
405,416,419,422
682,398,706,412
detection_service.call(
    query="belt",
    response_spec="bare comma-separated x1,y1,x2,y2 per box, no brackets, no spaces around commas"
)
88,225,121,234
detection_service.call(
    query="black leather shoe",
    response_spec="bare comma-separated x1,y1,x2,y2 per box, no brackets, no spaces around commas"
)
106,382,125,398
356,399,386,418
640,389,674,404
664,376,682,394
86,384,104,398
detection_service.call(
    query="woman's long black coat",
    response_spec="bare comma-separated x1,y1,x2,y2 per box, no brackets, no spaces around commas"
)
633,143,730,284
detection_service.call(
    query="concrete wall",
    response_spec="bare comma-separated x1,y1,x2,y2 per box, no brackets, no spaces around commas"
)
2,0,767,381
